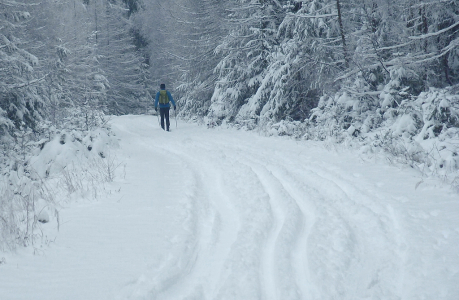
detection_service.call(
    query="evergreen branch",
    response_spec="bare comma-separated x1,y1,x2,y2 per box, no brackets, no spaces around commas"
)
6,73,48,89
408,21,459,40
286,12,337,18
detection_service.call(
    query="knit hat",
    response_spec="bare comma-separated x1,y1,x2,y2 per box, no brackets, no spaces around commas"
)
160,83,165,89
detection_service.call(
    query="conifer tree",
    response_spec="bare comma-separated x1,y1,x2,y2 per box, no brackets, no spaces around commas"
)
0,1,43,136
208,0,283,123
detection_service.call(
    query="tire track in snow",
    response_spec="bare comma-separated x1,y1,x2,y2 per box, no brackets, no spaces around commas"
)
189,141,317,300
274,163,403,300
210,162,274,300
114,121,207,300
155,138,304,300
247,164,309,300
111,118,228,300
131,137,267,300
221,139,404,300
120,118,405,300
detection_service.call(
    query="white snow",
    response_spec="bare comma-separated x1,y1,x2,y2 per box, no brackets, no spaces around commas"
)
1,115,458,300
391,114,417,136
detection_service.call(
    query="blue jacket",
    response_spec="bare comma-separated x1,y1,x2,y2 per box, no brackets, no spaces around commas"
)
155,89,176,109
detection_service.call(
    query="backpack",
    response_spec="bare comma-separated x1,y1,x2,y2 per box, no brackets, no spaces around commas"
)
159,90,169,105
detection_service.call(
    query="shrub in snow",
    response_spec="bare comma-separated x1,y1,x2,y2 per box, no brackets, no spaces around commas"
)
416,89,459,140
0,175,57,251
0,113,119,251
307,83,459,183
266,120,305,138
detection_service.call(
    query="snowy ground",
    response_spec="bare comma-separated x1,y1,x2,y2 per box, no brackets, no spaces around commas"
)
1,115,458,300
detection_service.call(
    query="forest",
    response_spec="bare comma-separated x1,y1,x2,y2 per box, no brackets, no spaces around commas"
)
1,0,459,250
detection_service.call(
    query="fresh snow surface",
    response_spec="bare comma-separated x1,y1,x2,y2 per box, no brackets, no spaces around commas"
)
1,115,458,300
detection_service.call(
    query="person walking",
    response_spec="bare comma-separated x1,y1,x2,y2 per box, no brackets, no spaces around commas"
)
155,83,176,131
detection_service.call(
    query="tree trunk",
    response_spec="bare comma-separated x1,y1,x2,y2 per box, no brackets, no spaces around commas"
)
336,0,349,68
95,1,98,43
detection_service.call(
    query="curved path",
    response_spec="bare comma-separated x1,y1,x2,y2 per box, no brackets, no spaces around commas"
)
115,116,459,300
1,115,457,300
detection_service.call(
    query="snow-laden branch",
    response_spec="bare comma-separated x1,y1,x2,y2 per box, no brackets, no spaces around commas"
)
3,74,48,89
410,0,453,9
342,88,381,97
1,0,40,7
286,12,338,18
409,21,459,40
377,41,414,51
164,50,210,62
405,38,459,64
334,63,380,82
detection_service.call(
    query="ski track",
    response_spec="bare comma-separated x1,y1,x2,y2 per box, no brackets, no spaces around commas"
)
216,140,403,300
115,116,459,300
3,115,457,300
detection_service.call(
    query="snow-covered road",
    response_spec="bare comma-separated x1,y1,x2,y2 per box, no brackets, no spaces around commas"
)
1,115,458,300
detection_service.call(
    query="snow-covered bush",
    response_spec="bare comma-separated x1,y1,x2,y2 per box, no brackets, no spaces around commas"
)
0,173,58,251
0,114,120,251
308,84,459,183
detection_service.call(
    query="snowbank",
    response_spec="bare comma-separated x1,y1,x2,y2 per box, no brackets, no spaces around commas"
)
0,125,119,251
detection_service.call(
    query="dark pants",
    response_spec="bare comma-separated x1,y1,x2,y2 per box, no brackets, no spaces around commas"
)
160,107,170,130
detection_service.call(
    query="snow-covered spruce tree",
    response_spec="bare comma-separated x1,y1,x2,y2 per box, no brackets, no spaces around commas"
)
42,0,109,131
219,0,360,132
138,0,181,87
0,0,51,173
340,0,459,100
306,0,401,139
22,0,77,131
0,1,43,137
236,0,345,130
309,0,459,138
47,0,149,118
404,0,459,88
173,0,228,120
97,0,150,115
207,0,284,127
